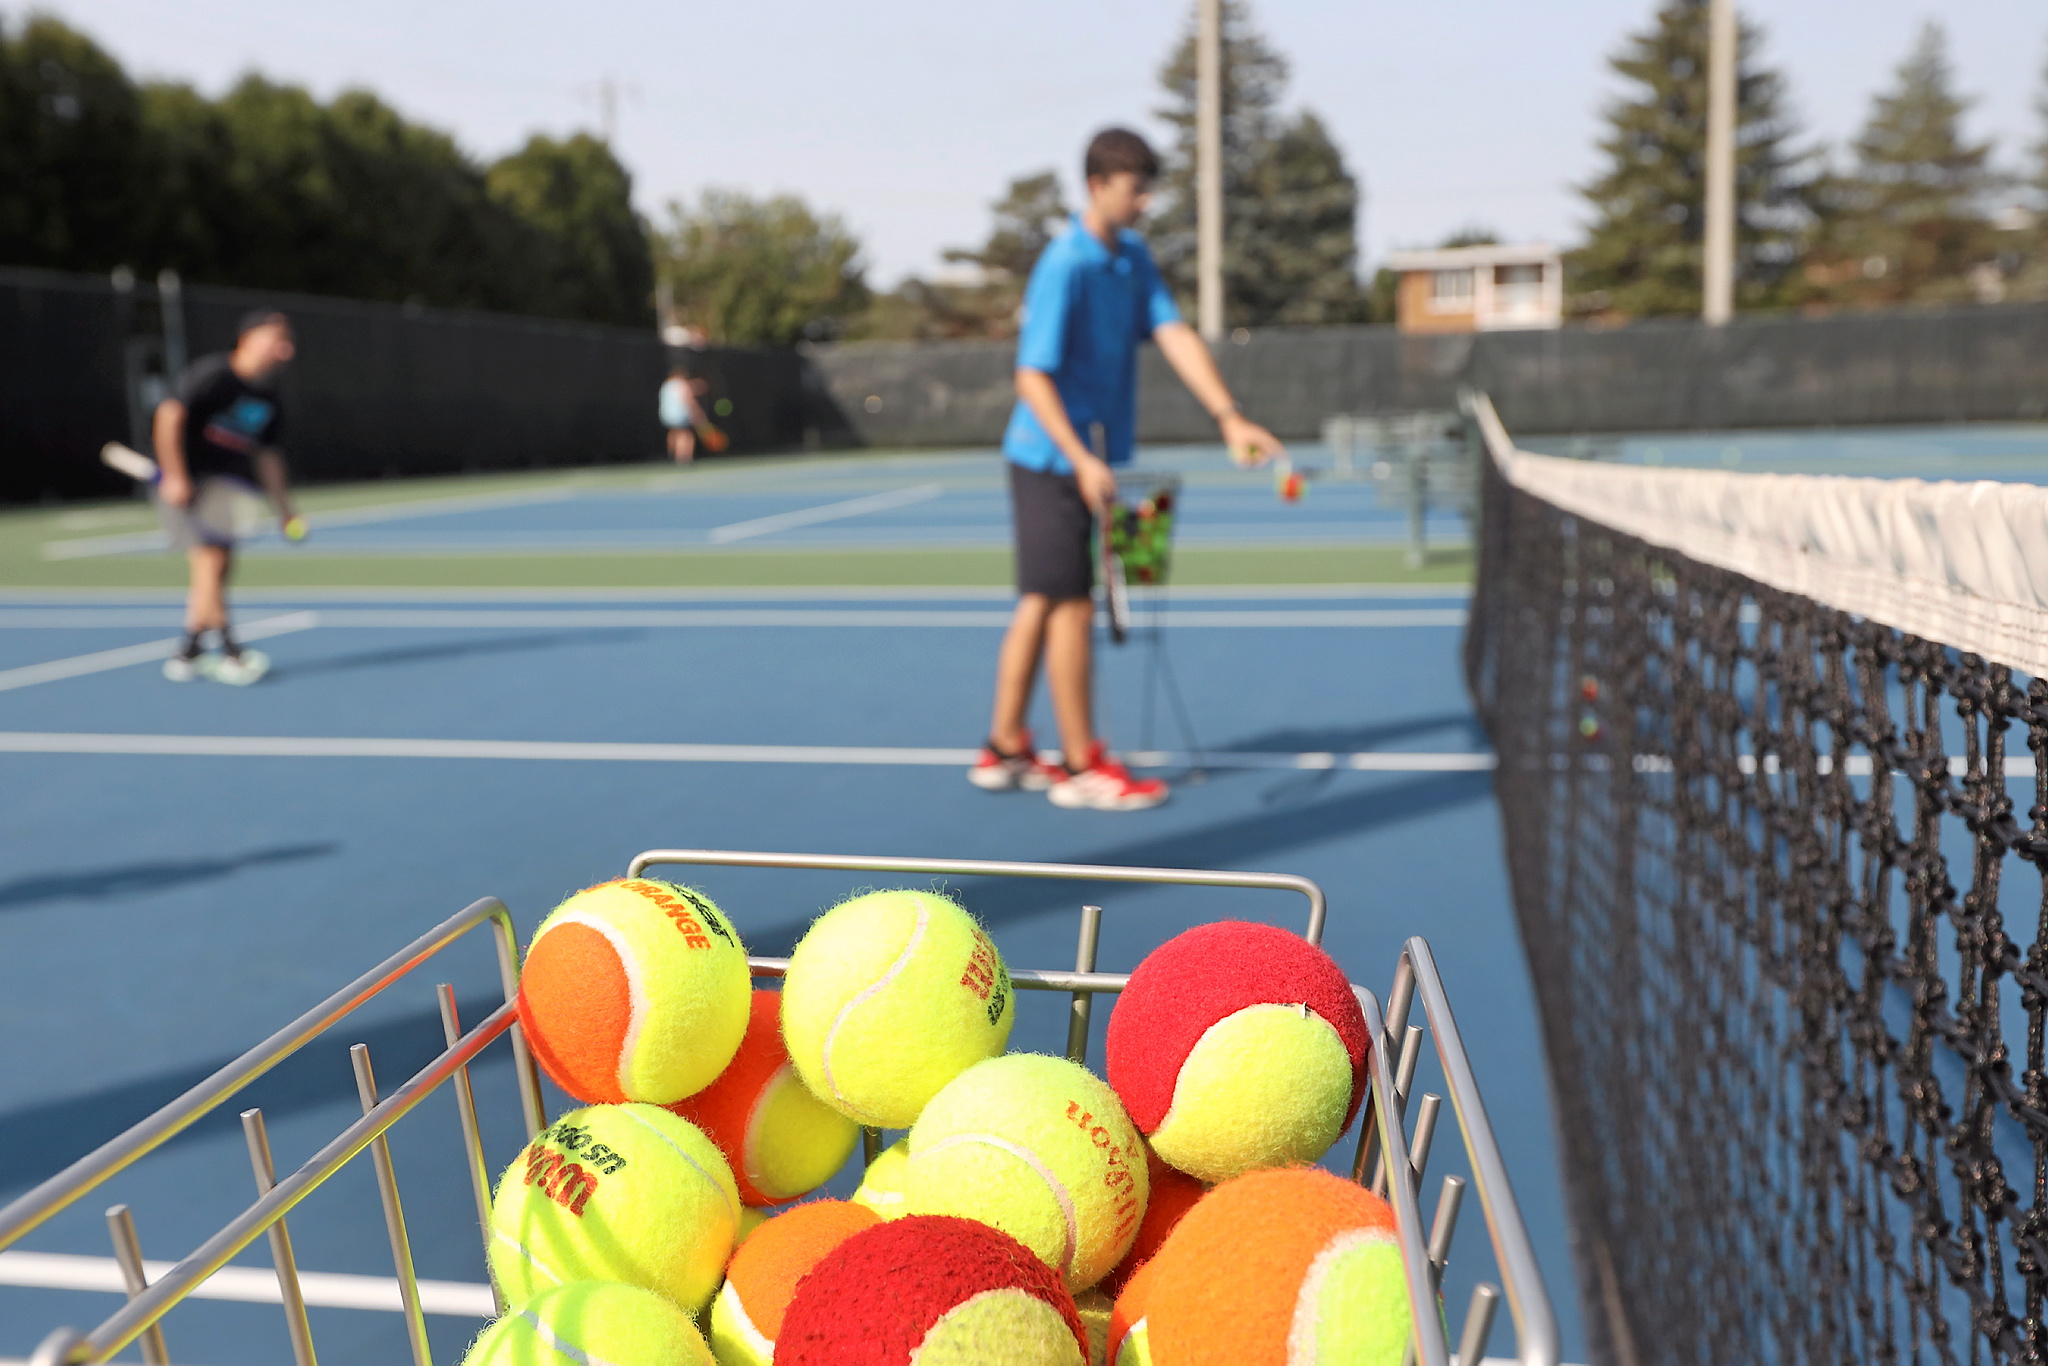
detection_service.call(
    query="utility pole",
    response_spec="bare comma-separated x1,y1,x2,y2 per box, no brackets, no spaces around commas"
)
1196,0,1223,343
1701,0,1736,326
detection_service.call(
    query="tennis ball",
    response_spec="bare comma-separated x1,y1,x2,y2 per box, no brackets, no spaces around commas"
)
1105,921,1369,1183
282,514,308,542
1107,1256,1161,1366
1073,1287,1113,1366
487,1103,740,1314
671,989,861,1207
735,1204,770,1245
776,1215,1089,1365
904,1053,1148,1292
1101,1146,1206,1297
709,1200,880,1366
518,877,751,1105
850,1138,910,1219
462,1280,712,1365
781,889,1014,1127
1145,1167,1410,1366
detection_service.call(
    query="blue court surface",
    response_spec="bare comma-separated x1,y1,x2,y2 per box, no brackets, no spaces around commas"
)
34,445,1470,562
0,586,1569,1364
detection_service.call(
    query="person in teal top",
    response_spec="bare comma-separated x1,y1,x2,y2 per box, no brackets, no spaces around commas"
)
968,127,1285,812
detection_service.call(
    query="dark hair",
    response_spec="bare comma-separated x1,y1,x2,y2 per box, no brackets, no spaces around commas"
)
1084,128,1159,182
236,308,290,338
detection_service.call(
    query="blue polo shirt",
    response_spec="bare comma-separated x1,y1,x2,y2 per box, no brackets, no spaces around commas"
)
1002,216,1182,474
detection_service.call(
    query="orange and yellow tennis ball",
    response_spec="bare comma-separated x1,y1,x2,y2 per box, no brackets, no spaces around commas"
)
776,1215,1089,1365
1143,1167,1412,1365
709,1200,880,1366
1101,1145,1206,1297
517,878,751,1106
669,990,860,1207
1105,921,1369,1182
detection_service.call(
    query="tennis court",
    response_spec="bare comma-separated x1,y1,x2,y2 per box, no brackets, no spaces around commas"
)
0,442,1534,1364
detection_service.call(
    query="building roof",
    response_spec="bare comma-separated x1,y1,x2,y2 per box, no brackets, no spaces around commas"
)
1383,243,1559,272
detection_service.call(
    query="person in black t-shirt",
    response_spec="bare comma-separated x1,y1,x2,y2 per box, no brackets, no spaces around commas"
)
153,309,301,684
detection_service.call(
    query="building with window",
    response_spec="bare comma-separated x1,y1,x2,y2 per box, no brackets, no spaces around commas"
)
1384,244,1563,335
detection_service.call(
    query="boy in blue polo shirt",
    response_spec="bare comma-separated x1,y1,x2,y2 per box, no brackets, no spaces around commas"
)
968,128,1284,811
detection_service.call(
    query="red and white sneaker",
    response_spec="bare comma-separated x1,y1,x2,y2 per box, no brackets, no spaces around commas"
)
968,731,1065,792
1048,743,1169,811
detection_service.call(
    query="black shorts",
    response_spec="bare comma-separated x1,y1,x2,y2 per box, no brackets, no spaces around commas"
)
1008,462,1094,601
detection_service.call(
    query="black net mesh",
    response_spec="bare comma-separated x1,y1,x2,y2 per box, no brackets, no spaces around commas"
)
1465,452,2048,1366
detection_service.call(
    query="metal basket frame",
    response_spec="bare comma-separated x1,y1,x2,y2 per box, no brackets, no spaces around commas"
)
6,850,1559,1366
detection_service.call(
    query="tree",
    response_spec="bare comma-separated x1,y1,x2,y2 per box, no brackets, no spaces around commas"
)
944,170,1068,280
1570,0,1818,316
1152,1,1365,326
656,191,868,346
487,134,653,326
1819,21,1996,305
0,15,153,271
857,169,1073,340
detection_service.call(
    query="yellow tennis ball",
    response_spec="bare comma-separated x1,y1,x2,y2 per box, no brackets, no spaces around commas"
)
517,878,752,1106
462,1280,712,1365
781,890,1014,1128
487,1103,740,1314
905,1054,1149,1292
850,1138,911,1219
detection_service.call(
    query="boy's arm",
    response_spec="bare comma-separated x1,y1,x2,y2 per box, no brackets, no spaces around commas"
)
1151,321,1285,466
254,449,297,526
152,400,193,507
1015,368,1120,513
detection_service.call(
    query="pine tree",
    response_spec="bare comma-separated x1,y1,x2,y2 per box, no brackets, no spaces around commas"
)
1825,21,1995,304
1571,0,1817,316
1152,1,1364,327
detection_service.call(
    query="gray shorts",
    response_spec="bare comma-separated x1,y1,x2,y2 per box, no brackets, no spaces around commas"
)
157,475,262,551
1008,462,1095,601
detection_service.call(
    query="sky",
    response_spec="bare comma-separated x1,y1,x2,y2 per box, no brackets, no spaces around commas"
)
21,0,2048,285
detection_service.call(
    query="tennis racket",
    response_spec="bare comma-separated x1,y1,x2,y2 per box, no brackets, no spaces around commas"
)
1101,514,1131,644
101,442,305,544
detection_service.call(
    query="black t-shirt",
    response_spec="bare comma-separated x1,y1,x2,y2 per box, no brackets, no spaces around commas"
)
175,354,282,478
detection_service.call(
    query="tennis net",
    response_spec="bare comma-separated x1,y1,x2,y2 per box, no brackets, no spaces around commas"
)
1463,393,2048,1366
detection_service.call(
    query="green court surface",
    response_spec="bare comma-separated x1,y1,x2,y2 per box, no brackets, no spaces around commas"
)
0,446,1473,591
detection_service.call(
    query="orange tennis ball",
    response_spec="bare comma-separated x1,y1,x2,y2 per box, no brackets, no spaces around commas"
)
1100,1146,1206,1298
1144,1167,1411,1365
709,1200,880,1366
517,878,751,1105
1108,1254,1164,1366
669,990,861,1206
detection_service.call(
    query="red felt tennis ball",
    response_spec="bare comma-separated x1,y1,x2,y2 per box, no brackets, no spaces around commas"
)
1105,921,1369,1182
776,1215,1090,1365
709,1200,880,1365
516,878,751,1105
669,990,861,1207
1144,1167,1411,1366
1100,1145,1207,1298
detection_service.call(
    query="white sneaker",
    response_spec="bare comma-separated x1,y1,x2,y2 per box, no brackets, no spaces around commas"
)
202,649,271,686
162,654,200,682
1047,743,1170,811
967,730,1066,792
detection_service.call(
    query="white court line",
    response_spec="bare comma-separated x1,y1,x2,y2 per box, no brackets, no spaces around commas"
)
0,732,1497,770
0,614,319,692
708,483,946,543
0,1249,492,1318
0,608,1466,630
41,487,583,560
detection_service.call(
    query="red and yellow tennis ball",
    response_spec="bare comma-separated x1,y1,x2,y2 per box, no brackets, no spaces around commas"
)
1105,921,1369,1182
781,890,1015,1128
904,1053,1148,1292
487,1103,740,1315
461,1280,712,1365
669,990,860,1207
1100,1145,1206,1298
709,1200,880,1366
517,878,751,1106
776,1215,1090,1365
1144,1167,1411,1365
